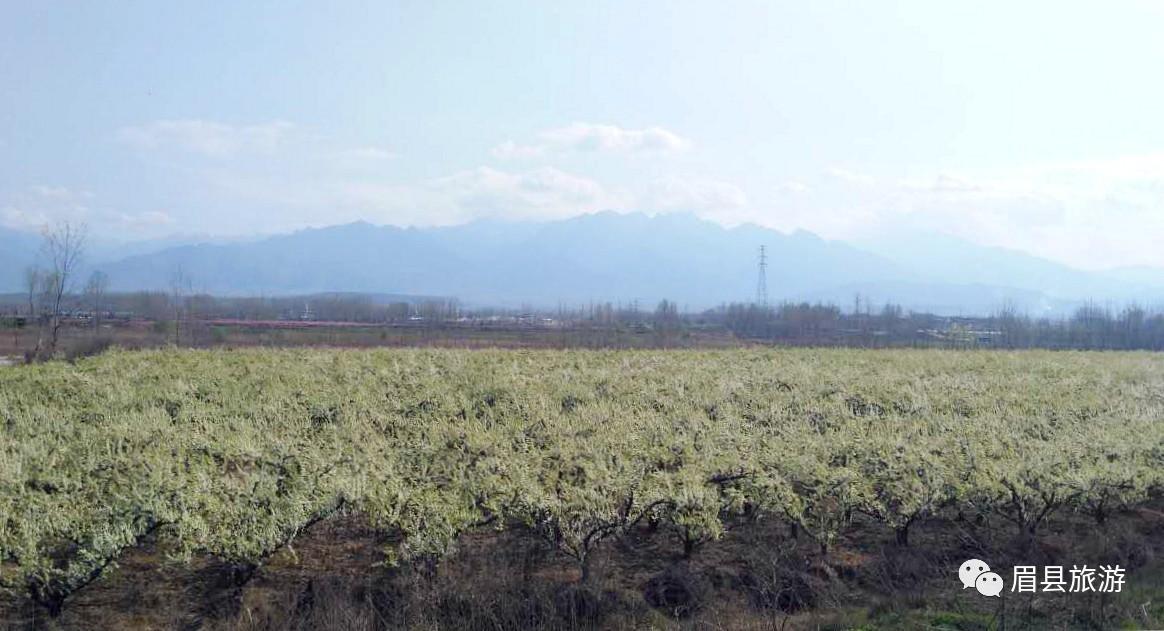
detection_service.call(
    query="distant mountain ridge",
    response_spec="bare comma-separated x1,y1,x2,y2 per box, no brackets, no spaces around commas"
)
0,227,40,292
2,212,1162,314
93,213,911,309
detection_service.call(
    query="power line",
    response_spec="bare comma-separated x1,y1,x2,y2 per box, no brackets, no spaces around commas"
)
756,245,768,307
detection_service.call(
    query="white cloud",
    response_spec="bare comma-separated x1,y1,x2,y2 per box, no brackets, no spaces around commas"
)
1,203,175,236
31,185,95,200
112,118,694,229
119,210,176,228
794,154,1164,269
0,186,93,231
340,146,396,161
117,119,295,157
641,176,749,212
898,173,982,193
1038,152,1164,182
101,117,1164,269
490,140,545,160
895,155,1164,206
206,165,625,228
0,186,175,237
492,122,691,159
1,206,52,231
427,166,622,221
826,167,876,186
777,181,810,194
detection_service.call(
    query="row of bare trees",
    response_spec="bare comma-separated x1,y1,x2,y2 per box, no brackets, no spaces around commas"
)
990,301,1164,350
712,299,1164,350
18,222,116,360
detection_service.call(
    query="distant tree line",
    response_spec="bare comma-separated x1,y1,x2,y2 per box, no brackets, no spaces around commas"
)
5,224,1163,353
710,299,1164,351
18,291,462,325
10,287,1164,351
988,301,1164,350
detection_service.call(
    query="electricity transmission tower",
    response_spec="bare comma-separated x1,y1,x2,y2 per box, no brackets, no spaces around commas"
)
756,245,768,307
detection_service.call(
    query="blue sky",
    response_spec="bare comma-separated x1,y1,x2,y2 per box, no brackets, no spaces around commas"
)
3,0,1164,269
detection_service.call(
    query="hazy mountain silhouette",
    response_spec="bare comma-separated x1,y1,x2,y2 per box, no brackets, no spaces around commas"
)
856,231,1157,302
90,212,909,308
3,212,1163,313
0,227,39,293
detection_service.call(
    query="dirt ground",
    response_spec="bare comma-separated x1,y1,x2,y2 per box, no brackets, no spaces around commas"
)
3,499,1163,630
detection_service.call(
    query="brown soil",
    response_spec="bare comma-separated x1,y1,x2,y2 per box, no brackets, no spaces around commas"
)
3,502,1163,630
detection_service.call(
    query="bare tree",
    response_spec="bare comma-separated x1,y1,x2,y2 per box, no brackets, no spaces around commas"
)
84,270,110,331
34,222,87,358
169,266,191,345
22,267,46,361
23,267,42,319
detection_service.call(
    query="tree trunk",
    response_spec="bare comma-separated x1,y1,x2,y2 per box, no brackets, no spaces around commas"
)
49,316,62,355
894,525,910,546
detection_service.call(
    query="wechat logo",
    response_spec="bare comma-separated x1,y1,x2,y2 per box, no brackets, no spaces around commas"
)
959,559,1004,597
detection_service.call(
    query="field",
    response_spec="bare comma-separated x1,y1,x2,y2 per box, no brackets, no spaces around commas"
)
2,348,1164,629
0,320,743,364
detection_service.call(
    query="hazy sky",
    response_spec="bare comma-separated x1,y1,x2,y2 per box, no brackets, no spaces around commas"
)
3,1,1164,269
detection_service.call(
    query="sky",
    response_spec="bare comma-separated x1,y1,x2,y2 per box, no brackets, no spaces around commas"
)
3,0,1164,270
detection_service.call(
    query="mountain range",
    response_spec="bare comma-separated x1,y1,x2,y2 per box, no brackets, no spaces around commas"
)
0,227,40,294
3,212,1162,315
